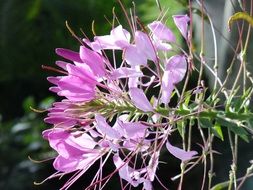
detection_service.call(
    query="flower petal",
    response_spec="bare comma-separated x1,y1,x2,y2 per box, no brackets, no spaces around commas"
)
148,21,176,42
54,151,101,173
173,15,190,39
111,67,143,79
165,55,187,84
161,70,175,104
79,46,105,77
95,114,121,139
124,45,148,66
166,141,197,161
94,25,130,50
129,87,153,112
135,31,157,62
55,48,82,63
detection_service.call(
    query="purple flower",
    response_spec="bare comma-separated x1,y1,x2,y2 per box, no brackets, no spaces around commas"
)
44,100,79,128
41,13,194,190
94,25,131,50
148,21,176,50
79,45,106,77
166,141,197,161
42,128,101,173
129,87,153,112
173,15,190,40
124,31,157,66
48,61,97,102
161,55,187,104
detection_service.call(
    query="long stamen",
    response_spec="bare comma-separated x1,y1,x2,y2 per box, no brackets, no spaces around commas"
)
42,65,68,75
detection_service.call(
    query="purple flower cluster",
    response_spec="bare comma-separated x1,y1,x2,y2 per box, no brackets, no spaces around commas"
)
42,14,197,189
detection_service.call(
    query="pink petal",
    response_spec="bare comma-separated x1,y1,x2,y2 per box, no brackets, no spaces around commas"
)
148,21,176,42
166,141,197,161
128,77,139,88
53,155,79,173
111,25,131,47
58,76,94,92
135,31,157,62
47,76,61,85
49,86,60,93
165,55,187,84
44,116,77,128
79,46,105,77
124,45,148,66
94,25,130,50
66,63,96,84
55,61,69,70
55,48,82,63
173,15,190,39
143,181,153,190
161,71,175,104
111,67,143,79
95,114,121,139
127,66,140,88
129,87,153,112
54,151,101,173
66,132,97,150
44,128,83,158
124,31,157,66
115,120,148,139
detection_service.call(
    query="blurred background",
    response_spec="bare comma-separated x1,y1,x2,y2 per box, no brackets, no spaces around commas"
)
0,0,252,189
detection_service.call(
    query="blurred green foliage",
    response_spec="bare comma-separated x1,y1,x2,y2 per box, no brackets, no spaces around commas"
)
0,97,54,189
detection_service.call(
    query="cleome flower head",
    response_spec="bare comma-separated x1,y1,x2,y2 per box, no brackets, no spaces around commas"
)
40,8,197,190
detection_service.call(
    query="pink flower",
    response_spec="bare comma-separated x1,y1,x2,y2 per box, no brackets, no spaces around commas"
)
94,26,156,66
48,61,97,102
79,45,106,77
148,21,176,50
42,128,102,173
166,141,197,161
129,87,153,112
44,100,79,128
94,25,131,50
173,15,190,40
124,31,157,66
161,55,187,104
42,13,193,190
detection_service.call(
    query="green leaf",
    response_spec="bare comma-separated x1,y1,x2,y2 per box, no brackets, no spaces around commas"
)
213,122,224,141
183,90,192,106
216,117,249,142
199,118,224,140
177,121,185,137
199,118,212,128
211,181,229,190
